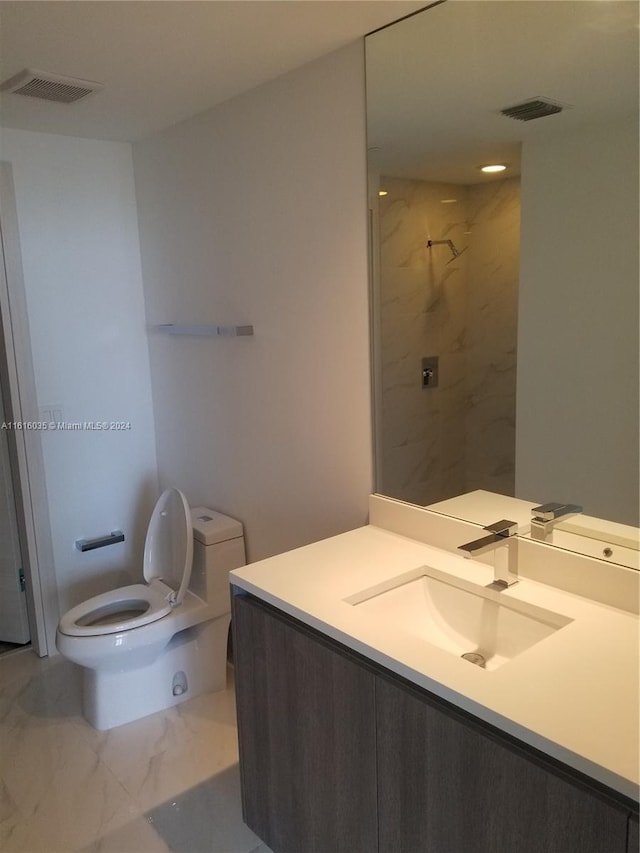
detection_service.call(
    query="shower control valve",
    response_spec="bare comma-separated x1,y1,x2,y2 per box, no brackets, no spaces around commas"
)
421,356,439,389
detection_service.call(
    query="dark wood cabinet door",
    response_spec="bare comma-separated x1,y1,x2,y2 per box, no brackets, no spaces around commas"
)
232,593,377,853
376,675,629,853
629,815,639,853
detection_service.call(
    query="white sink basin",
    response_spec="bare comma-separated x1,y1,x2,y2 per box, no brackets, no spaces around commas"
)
345,566,572,671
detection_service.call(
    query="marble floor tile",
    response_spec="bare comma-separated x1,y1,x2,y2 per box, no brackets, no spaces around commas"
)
104,714,240,812
78,815,171,853
0,652,264,853
2,719,140,851
73,698,194,763
0,650,50,726
0,647,45,689
0,810,49,853
147,764,262,853
0,779,23,850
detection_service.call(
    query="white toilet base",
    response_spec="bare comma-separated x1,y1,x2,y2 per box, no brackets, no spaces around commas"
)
82,614,231,730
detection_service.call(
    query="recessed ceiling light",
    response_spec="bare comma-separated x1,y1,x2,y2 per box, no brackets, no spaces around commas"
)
440,198,457,204
378,190,388,197
480,164,507,173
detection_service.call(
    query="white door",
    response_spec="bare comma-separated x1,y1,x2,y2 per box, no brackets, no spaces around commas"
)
0,374,29,644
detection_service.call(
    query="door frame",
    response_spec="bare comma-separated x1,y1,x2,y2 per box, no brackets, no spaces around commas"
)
0,161,58,656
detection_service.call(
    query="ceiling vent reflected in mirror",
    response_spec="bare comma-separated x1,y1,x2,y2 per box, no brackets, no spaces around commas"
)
0,68,103,104
500,97,571,122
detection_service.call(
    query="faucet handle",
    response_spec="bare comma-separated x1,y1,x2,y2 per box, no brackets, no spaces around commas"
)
483,519,518,537
458,519,519,588
531,502,582,521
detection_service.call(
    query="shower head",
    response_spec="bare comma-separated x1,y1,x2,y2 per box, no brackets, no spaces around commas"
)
427,239,468,264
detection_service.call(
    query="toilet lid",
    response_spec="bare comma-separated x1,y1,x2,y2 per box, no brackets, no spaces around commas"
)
143,488,193,605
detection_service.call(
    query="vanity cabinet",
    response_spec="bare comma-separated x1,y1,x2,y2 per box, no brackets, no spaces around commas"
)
377,676,629,853
628,815,639,853
232,593,377,853
232,592,637,853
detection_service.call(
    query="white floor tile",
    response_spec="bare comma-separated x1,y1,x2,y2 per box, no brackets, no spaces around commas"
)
0,652,267,853
103,717,240,812
78,815,171,853
146,763,262,853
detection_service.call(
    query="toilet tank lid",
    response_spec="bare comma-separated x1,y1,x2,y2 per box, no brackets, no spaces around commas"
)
190,507,244,545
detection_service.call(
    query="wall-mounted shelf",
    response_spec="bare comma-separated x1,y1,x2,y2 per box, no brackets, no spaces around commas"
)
151,324,254,338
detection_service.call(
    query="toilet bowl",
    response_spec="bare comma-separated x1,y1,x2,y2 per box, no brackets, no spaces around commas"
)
56,488,246,730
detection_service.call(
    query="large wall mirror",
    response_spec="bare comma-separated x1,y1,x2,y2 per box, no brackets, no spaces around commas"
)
366,1,639,566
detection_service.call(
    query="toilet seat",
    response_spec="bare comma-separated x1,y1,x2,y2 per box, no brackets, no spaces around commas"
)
58,583,173,637
59,488,193,638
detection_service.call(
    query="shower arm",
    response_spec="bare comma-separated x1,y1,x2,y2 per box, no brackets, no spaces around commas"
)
426,239,467,263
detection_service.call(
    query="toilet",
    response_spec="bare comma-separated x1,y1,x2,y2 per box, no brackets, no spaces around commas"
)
56,488,245,730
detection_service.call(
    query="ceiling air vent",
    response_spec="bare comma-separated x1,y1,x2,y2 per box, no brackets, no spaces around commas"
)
0,68,103,104
500,97,570,122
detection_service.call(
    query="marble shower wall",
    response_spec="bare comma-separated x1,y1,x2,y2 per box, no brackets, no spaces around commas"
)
465,178,520,495
378,175,520,506
378,177,469,506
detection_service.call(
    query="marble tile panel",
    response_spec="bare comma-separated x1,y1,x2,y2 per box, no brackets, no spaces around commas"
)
400,478,447,509
379,267,434,315
72,698,194,763
466,361,517,404
2,721,140,851
466,296,518,347
0,778,16,823
0,777,29,853
381,310,433,381
382,436,442,501
78,815,171,853
100,709,240,813
466,394,517,496
382,384,439,449
0,656,142,851
146,764,261,853
0,809,48,853
9,654,83,722
0,653,256,853
438,457,468,502
170,676,238,736
466,177,520,227
379,178,469,271
0,649,48,695
381,304,466,391
436,352,467,393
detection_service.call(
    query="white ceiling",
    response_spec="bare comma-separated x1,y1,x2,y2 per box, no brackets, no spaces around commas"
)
366,0,639,184
0,0,425,142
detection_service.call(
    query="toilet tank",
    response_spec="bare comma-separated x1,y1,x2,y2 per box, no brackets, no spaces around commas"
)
189,507,246,617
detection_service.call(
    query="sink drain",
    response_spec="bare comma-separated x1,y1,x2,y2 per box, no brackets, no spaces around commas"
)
461,652,486,668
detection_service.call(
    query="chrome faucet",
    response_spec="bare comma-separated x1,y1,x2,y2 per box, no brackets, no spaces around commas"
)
458,519,518,588
530,502,582,542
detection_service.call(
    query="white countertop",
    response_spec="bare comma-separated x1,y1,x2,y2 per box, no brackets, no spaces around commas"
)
231,523,640,802
427,489,640,569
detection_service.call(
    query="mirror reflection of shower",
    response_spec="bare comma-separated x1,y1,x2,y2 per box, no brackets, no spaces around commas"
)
376,175,521,507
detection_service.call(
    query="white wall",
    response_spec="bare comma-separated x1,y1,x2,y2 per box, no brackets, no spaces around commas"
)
516,117,639,525
134,43,372,562
0,128,158,623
